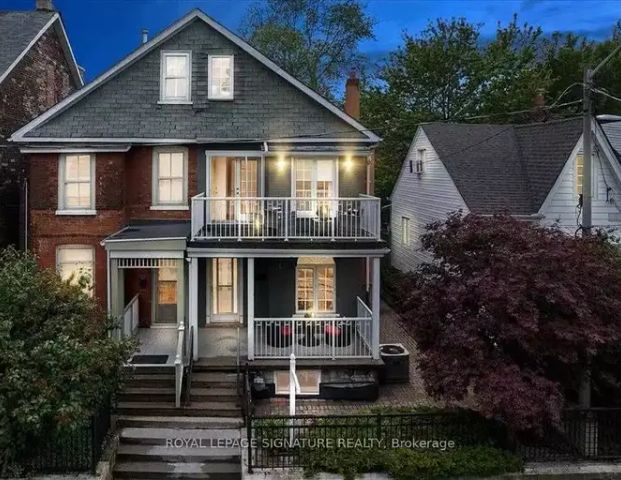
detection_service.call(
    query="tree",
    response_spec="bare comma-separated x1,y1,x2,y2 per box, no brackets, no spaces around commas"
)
240,0,374,97
0,248,135,472
361,17,550,199
400,214,621,431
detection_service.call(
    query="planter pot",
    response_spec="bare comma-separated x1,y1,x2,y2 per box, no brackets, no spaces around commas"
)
324,322,353,347
266,323,293,348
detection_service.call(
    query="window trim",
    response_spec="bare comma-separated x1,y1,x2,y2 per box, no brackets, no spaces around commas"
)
275,370,321,396
159,50,192,104
295,263,336,314
416,149,425,174
576,153,584,195
152,147,189,208
57,153,96,214
402,216,411,246
56,244,95,295
208,54,234,100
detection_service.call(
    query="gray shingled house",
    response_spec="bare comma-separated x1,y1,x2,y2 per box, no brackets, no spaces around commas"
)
390,117,621,271
12,8,388,422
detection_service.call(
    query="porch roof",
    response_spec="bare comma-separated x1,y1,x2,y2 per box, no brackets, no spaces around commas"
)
105,220,190,242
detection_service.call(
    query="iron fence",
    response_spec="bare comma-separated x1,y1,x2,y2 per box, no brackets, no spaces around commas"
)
13,397,111,474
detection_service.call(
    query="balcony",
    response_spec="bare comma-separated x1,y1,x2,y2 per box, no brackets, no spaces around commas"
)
191,194,381,241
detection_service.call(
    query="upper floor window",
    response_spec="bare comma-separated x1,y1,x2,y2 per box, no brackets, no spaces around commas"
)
208,55,234,100
160,51,191,103
576,153,584,195
401,216,411,245
58,153,95,213
152,148,188,209
56,245,94,295
293,158,336,217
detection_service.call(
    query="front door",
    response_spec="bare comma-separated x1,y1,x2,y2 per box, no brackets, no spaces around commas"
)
211,258,239,322
153,267,177,325
209,156,259,222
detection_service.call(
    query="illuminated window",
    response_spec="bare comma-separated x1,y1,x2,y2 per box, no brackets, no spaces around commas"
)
56,246,94,295
208,55,234,100
59,154,94,211
576,154,584,195
152,148,187,207
275,370,321,395
296,259,335,313
160,51,191,102
294,159,335,216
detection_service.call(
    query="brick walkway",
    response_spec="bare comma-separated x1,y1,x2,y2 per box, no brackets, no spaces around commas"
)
254,302,437,415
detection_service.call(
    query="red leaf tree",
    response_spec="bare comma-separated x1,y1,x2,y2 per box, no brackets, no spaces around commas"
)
401,213,621,431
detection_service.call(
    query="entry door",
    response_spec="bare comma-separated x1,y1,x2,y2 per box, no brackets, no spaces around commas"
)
211,258,239,322
153,267,177,325
209,156,259,222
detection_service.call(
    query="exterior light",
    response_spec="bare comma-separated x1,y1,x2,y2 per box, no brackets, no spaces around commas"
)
277,155,287,172
343,155,353,172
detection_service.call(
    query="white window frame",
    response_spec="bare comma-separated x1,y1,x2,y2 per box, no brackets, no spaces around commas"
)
402,216,411,245
275,370,321,396
151,147,189,210
416,149,425,174
159,51,192,104
292,157,338,218
56,245,95,296
208,55,234,100
295,264,336,314
57,153,96,215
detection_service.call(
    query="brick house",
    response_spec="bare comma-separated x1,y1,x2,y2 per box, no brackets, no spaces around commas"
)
12,9,387,406
0,0,82,247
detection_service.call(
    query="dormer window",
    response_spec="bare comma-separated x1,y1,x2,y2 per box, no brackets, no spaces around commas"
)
160,51,191,103
208,55,234,100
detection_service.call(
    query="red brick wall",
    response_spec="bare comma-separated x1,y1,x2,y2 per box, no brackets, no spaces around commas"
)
28,145,198,308
0,24,79,247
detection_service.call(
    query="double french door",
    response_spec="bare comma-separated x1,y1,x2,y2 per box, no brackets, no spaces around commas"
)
210,258,240,323
209,156,259,222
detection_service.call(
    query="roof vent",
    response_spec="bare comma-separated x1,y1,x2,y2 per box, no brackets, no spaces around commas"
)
141,29,149,45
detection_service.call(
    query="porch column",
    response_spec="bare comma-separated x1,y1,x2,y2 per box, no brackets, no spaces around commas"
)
371,256,381,359
188,257,199,360
247,257,255,360
110,259,124,317
176,259,185,328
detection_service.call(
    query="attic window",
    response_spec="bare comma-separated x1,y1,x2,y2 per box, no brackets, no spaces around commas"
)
160,51,191,103
208,55,234,100
415,149,425,174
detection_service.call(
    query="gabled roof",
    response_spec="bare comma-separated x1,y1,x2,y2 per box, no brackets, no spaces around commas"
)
0,10,82,87
420,117,584,215
598,115,621,161
12,9,378,144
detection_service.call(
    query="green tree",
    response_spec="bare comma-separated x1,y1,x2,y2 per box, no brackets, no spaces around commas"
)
0,248,135,473
241,0,374,97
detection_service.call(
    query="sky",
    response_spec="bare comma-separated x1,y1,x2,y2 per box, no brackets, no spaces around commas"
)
3,0,621,82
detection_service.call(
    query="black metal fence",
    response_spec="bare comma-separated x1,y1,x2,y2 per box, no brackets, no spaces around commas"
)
13,398,111,474
248,408,621,470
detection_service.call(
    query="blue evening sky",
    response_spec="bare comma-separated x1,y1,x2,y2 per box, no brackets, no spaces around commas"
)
4,0,620,82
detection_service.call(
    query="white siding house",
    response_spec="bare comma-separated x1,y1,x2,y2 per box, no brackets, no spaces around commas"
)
390,129,467,270
391,117,621,273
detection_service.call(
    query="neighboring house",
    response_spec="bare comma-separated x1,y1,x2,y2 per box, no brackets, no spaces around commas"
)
390,117,621,271
12,9,387,402
0,0,82,247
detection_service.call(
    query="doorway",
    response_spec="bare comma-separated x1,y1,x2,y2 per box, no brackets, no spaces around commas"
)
210,258,240,323
209,156,260,222
153,267,177,326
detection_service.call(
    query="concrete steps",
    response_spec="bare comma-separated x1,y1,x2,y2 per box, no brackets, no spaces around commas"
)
116,401,242,417
116,416,243,429
114,460,241,480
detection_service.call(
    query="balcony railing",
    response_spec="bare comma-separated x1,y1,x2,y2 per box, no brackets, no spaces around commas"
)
252,298,374,359
191,194,381,241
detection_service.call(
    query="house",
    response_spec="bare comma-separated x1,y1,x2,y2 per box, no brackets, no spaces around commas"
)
390,117,621,271
0,0,82,248
11,9,387,405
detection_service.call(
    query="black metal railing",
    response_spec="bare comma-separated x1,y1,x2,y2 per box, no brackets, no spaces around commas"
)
14,397,112,474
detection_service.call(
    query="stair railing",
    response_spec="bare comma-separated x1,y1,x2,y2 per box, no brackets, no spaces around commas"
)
174,324,185,408
184,326,194,406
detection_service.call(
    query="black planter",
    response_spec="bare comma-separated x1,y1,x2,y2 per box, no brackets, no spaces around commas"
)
298,321,322,347
379,343,410,384
324,321,353,347
266,322,293,348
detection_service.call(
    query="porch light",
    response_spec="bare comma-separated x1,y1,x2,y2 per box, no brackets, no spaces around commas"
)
343,155,353,172
277,155,287,172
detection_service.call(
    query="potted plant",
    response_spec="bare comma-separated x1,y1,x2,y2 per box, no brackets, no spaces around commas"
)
298,312,321,347
266,321,293,348
324,320,353,347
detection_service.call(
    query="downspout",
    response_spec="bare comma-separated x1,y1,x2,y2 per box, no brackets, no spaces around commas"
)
23,179,28,250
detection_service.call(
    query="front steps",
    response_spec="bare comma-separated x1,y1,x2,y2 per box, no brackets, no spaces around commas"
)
113,365,244,480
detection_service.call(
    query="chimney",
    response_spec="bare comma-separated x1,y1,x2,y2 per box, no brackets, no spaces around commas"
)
344,70,360,120
531,88,549,122
35,0,55,11
141,29,149,45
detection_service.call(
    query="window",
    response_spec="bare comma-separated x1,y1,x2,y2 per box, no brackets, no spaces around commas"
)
58,154,95,213
56,246,94,295
293,159,335,216
402,217,410,245
415,149,425,174
208,55,234,100
275,370,321,395
152,148,188,208
296,259,335,313
576,154,584,195
160,51,191,103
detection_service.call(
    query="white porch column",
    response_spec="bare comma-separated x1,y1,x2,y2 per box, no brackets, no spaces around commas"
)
189,257,199,360
247,257,255,360
176,259,185,329
371,256,381,360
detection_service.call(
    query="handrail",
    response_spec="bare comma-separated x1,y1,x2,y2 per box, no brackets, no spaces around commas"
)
184,326,194,406
236,326,241,397
174,324,185,408
121,293,140,338
356,296,373,318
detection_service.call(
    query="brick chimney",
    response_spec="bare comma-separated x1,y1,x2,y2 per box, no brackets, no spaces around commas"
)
344,70,360,120
36,0,55,11
531,88,549,122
